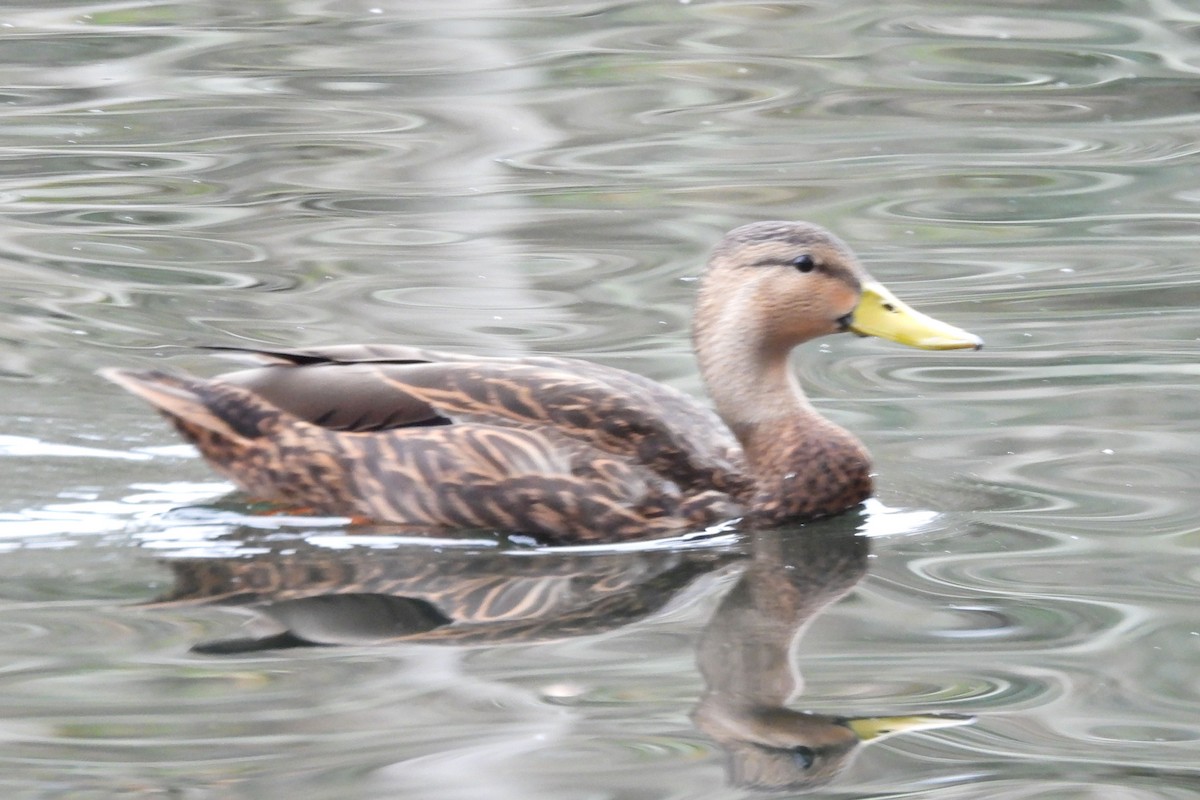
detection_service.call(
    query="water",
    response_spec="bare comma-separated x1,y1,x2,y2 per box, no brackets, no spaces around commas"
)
1,0,1198,797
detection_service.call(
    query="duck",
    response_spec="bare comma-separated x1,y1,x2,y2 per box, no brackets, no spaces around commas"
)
102,221,981,543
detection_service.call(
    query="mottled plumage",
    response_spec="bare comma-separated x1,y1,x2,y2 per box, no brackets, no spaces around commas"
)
103,221,981,543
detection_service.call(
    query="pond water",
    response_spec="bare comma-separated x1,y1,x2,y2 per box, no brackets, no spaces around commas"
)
1,0,1198,797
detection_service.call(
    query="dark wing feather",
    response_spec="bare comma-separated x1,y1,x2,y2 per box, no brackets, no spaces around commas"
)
222,362,452,432
204,344,434,366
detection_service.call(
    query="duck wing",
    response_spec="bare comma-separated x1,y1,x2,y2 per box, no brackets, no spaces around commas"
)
212,345,749,498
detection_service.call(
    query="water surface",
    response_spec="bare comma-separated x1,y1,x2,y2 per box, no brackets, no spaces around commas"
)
1,1,1198,798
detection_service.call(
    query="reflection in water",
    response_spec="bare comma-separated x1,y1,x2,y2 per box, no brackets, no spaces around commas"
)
150,520,972,791
693,524,972,790
152,536,740,651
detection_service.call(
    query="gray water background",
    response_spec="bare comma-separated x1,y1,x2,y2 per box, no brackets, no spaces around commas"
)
0,1,1198,798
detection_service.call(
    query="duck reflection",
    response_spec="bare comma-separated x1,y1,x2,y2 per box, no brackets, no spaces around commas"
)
692,523,972,790
149,521,971,790
152,538,739,652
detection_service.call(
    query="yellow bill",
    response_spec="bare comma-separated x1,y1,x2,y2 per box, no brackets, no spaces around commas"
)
846,712,975,742
848,282,982,350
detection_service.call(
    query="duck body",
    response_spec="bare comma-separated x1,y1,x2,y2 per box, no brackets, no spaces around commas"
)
108,346,750,541
103,222,981,543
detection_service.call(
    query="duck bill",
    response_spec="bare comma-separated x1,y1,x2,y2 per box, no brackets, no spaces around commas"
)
846,712,975,742
847,282,982,350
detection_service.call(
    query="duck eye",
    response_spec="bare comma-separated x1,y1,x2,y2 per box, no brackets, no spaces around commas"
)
791,745,816,770
792,255,816,273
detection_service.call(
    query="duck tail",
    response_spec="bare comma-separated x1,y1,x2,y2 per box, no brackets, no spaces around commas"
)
99,368,279,442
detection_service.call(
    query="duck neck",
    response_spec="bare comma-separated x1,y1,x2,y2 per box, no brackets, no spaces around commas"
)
694,323,872,521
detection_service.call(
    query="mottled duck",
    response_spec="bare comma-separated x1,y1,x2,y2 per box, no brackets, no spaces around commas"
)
102,221,981,543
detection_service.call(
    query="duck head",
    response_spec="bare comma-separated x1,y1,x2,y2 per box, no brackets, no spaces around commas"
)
694,221,982,363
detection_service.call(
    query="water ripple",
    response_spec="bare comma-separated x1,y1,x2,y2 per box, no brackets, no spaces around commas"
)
806,667,1058,710
859,587,1130,654
0,2,1198,797
874,12,1142,44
